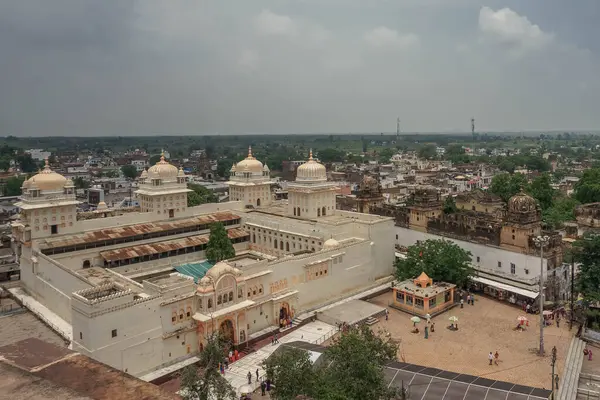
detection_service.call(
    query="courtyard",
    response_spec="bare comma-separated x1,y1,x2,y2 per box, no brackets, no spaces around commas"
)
369,292,573,390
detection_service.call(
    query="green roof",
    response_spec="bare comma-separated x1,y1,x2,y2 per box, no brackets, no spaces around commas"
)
175,260,215,283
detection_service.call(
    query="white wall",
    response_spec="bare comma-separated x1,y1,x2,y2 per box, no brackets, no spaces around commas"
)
394,227,547,283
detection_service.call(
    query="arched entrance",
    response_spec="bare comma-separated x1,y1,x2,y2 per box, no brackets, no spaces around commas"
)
219,319,235,345
257,198,261,207
279,302,291,327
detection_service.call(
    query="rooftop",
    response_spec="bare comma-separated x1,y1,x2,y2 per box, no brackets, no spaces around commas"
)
38,210,241,250
397,277,456,298
175,260,215,283
0,338,179,400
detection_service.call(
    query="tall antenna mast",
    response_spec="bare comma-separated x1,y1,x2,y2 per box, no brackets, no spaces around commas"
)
471,117,475,141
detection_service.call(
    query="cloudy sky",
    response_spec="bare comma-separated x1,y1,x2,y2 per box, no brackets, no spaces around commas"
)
1,0,599,136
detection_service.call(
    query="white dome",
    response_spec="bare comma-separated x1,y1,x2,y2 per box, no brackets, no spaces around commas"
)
22,159,67,191
147,153,178,180
235,147,263,173
323,238,339,249
296,150,326,182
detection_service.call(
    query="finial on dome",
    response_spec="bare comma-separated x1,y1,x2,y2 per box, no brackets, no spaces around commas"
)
248,146,253,158
160,149,165,163
44,158,50,169
309,149,313,161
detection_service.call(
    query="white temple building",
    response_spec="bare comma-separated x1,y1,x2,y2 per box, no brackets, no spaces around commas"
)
11,152,394,378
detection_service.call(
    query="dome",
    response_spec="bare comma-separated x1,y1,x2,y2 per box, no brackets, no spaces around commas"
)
140,169,148,179
205,261,242,282
97,201,108,210
235,147,264,173
323,238,339,249
177,167,185,177
230,163,237,172
508,190,537,213
23,159,67,191
147,152,178,180
296,150,327,182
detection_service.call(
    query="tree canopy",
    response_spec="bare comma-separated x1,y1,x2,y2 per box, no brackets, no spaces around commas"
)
187,184,218,207
574,234,600,302
3,176,26,196
489,173,527,203
120,164,138,179
317,148,345,163
396,239,473,287
574,167,600,204
417,144,437,160
443,195,457,214
179,333,236,400
262,325,399,400
205,222,235,262
542,196,579,229
527,173,555,211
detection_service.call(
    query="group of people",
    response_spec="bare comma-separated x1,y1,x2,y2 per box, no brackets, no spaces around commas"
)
488,351,500,365
218,349,241,374
245,369,272,397
460,292,476,308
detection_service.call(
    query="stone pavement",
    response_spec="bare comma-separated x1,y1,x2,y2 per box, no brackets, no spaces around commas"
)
9,287,72,342
225,320,336,395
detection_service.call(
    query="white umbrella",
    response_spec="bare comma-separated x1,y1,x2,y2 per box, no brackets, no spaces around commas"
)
449,316,459,323
410,316,421,326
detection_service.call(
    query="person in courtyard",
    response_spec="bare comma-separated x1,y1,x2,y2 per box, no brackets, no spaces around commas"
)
494,351,499,365
424,325,429,339
386,312,389,321
467,294,471,305
461,298,464,308
234,349,239,360
261,379,266,396
256,368,259,381
247,371,252,384
431,322,435,333
220,362,225,374
489,352,494,365
266,378,271,391
556,315,560,328
554,375,559,391
471,294,475,305
274,333,279,343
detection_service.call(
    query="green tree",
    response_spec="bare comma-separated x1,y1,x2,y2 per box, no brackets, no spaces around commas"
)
377,148,395,164
574,235,600,302
317,148,345,163
16,153,38,173
528,173,555,211
149,154,162,165
73,177,90,190
205,222,235,262
104,169,119,178
3,176,26,196
443,195,457,214
0,158,11,171
317,325,399,400
542,196,579,229
216,158,235,178
395,239,473,287
121,164,138,179
489,173,527,203
417,144,437,160
574,167,600,204
179,333,236,400
187,184,218,207
498,159,516,174
262,347,318,400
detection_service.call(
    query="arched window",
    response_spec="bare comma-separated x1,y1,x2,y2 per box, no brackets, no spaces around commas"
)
171,311,177,324
280,241,283,250
252,233,256,243
286,242,290,252
238,288,243,298
217,295,222,305
322,207,326,216
82,260,91,269
229,291,233,302
293,208,297,216
317,208,321,217
179,309,184,320
259,285,263,294
186,306,192,318
274,239,278,249
208,298,213,308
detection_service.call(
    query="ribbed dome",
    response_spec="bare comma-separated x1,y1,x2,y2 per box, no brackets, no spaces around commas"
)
323,238,339,249
296,150,326,182
508,190,537,213
235,147,263,173
147,153,178,180
22,159,67,191
140,169,148,179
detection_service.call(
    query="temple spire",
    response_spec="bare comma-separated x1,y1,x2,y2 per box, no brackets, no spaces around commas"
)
309,149,313,161
248,146,253,158
160,149,165,163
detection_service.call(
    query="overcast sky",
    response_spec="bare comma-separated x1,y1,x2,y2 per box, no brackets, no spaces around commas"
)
1,0,599,136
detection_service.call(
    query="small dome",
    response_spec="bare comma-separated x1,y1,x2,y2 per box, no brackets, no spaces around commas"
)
323,238,339,249
140,169,148,179
230,163,237,172
64,178,75,188
508,190,537,213
97,201,108,210
23,159,67,191
205,261,242,282
177,167,185,177
296,150,327,182
147,152,178,180
263,164,270,171
235,147,264,173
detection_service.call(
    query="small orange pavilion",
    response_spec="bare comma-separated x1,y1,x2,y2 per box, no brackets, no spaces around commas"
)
392,272,456,317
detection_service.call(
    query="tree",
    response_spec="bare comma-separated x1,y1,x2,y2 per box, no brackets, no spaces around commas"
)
0,158,10,172
73,177,90,190
16,153,38,173
3,176,25,196
262,347,318,400
121,164,138,179
395,239,473,287
179,333,236,400
317,325,399,400
149,154,162,165
498,159,516,174
528,173,555,211
443,196,457,214
104,169,119,178
317,148,345,163
216,158,235,178
543,196,579,229
187,184,218,207
574,167,600,204
489,173,527,203
377,148,395,164
574,235,600,302
417,144,437,160
205,222,235,262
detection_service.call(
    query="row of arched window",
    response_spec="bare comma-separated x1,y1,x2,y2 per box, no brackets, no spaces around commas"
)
171,306,193,324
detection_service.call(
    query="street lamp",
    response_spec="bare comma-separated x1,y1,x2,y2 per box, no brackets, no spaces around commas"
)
533,235,550,356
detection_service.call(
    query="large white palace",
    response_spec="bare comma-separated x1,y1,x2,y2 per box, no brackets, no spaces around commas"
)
11,151,394,377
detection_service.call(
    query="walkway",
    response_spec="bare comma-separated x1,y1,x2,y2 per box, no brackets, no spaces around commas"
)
224,320,336,394
8,287,72,342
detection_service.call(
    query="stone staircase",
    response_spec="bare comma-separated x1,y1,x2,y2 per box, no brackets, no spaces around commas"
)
577,373,600,400
558,337,586,400
365,317,378,326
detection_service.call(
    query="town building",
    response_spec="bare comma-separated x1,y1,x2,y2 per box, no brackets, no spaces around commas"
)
11,152,394,378
391,272,456,317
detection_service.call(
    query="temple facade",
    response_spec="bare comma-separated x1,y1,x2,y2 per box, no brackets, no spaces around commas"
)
12,153,394,378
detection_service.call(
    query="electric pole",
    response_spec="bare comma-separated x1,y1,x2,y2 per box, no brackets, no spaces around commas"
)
471,117,475,142
551,346,557,399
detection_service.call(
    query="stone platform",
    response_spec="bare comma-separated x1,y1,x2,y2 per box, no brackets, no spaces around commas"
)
317,299,386,327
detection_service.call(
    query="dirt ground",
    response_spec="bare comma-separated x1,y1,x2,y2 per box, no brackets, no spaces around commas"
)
368,293,573,390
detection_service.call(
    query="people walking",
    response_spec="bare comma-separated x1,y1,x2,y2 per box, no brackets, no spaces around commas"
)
261,380,266,396
488,352,493,365
424,325,429,339
494,351,499,365
256,368,259,381
461,298,464,308
556,316,560,328
247,371,252,384
554,375,559,391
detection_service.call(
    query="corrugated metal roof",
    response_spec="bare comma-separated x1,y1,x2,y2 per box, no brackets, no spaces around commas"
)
175,260,215,283
99,228,248,262
39,211,240,250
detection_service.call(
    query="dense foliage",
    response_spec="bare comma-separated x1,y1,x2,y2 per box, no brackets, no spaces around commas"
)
442,195,457,214
120,164,138,179
395,239,473,287
574,234,600,303
3,176,26,196
262,325,399,400
489,173,527,203
574,167,600,204
180,333,236,400
187,183,218,207
205,222,235,262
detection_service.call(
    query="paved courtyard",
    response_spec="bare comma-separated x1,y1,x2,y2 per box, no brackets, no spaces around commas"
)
369,293,573,390
0,311,68,348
